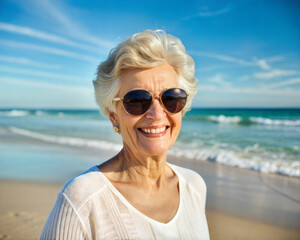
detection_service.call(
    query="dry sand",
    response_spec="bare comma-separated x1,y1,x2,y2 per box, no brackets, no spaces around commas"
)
0,175,299,239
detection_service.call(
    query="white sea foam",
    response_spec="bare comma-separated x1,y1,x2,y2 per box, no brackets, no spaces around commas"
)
1,110,29,117
9,127,122,152
8,127,300,178
168,148,300,177
205,115,300,126
35,110,45,116
208,115,242,124
250,117,300,126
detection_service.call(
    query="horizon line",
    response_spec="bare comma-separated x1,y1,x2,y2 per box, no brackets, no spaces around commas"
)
1,107,300,110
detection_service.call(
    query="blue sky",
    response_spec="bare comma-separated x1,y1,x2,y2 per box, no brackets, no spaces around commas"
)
0,0,299,109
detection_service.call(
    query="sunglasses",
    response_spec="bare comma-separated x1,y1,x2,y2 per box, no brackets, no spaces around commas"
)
113,88,188,116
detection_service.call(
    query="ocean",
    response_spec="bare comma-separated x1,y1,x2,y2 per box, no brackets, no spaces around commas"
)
0,108,299,180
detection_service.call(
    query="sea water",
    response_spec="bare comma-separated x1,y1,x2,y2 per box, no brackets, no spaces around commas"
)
0,108,299,178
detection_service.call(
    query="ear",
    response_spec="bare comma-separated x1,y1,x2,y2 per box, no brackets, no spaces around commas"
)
108,111,119,127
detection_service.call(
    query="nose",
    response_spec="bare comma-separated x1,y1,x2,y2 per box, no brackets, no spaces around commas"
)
145,96,166,120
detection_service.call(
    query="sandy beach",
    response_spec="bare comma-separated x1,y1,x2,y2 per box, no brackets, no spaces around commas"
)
1,180,299,240
0,129,300,240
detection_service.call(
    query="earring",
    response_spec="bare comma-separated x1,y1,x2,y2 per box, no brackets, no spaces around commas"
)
113,126,120,134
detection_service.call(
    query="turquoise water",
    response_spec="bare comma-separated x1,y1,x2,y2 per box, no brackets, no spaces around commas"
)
0,108,299,178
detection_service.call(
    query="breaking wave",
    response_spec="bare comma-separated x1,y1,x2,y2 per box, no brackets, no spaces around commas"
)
188,115,300,126
8,127,300,178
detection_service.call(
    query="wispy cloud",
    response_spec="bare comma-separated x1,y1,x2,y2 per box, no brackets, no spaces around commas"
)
262,78,300,89
208,74,231,87
0,76,73,88
197,7,231,17
254,69,297,79
237,75,250,82
183,7,230,20
266,56,285,63
32,0,115,48
0,40,99,63
190,51,273,70
0,22,106,53
253,58,271,70
0,66,88,83
190,51,253,66
1,76,97,108
0,55,61,69
197,65,221,73
198,83,299,96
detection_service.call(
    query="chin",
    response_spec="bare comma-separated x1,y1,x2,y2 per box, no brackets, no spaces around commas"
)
141,143,169,157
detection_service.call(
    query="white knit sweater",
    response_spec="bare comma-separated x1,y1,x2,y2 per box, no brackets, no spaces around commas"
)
41,164,210,240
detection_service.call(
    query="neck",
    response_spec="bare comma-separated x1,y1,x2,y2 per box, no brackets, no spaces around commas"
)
116,146,168,187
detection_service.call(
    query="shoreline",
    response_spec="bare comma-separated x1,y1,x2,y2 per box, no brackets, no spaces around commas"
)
168,155,300,230
2,124,300,178
0,128,300,239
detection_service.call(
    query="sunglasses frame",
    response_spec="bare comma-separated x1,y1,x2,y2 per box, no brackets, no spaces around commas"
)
113,88,188,116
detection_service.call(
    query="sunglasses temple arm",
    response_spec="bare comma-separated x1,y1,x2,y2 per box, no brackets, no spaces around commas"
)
112,97,122,102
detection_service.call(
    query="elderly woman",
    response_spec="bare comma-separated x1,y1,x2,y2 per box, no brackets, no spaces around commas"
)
41,30,209,240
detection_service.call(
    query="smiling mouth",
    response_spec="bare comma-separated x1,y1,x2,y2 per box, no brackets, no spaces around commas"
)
137,126,169,136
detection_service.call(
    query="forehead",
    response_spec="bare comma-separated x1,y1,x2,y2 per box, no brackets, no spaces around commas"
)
119,64,178,95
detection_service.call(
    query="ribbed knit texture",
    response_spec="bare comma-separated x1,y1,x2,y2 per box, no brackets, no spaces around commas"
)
41,164,210,240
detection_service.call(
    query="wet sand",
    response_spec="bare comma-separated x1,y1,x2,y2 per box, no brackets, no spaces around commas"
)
168,156,300,230
0,129,300,239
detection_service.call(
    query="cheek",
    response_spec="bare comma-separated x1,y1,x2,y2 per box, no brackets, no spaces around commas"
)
117,112,140,144
121,121,137,140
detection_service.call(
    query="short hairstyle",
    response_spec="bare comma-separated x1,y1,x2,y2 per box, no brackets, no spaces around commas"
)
93,30,198,116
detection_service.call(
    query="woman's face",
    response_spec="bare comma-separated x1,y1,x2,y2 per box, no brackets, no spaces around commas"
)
109,64,183,157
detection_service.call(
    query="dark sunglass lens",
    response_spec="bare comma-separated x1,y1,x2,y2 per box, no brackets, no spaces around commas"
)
161,88,187,113
123,90,152,115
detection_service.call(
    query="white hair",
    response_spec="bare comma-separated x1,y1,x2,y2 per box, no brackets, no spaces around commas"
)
93,30,198,116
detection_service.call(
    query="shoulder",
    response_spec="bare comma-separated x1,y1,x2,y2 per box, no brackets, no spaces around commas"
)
169,163,207,195
41,167,103,239
60,166,106,210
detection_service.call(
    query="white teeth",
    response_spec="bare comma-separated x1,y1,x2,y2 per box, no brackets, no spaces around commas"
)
141,127,166,134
